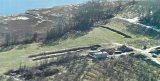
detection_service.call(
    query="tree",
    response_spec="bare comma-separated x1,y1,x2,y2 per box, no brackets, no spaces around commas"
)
4,33,12,46
74,0,104,30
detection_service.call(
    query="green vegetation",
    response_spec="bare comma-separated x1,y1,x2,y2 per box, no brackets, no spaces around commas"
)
106,18,160,48
117,0,160,28
0,0,160,81
0,0,129,73
0,27,124,73
0,26,159,73
139,0,160,27
0,0,124,47
5,54,160,81
140,9,160,27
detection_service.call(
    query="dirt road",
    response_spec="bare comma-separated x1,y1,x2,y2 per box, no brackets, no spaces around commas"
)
115,17,160,32
112,42,160,64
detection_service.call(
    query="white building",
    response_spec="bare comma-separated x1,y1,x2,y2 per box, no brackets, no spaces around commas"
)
88,51,109,60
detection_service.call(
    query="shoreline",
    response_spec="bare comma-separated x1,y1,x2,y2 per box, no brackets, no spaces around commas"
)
0,4,78,17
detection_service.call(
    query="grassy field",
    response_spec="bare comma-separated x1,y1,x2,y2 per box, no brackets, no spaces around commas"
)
0,27,123,73
0,23,159,73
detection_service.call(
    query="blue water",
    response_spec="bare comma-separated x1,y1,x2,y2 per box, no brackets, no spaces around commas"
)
0,0,89,16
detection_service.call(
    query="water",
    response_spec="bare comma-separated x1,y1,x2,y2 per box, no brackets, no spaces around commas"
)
0,0,89,16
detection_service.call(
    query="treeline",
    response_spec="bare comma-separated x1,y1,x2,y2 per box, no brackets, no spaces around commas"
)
127,24,160,39
1,0,135,47
44,0,133,41
45,0,114,41
139,0,160,28
140,9,160,28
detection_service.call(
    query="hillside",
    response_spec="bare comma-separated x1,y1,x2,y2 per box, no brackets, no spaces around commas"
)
0,0,160,81
116,0,160,39
118,0,160,29
1,0,159,47
0,0,125,47
0,25,160,80
0,5,78,46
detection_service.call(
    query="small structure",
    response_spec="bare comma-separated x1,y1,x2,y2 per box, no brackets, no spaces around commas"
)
151,53,157,58
149,51,155,53
149,48,160,57
156,49,160,53
156,47,160,50
115,51,122,54
100,48,115,55
90,44,101,50
117,45,133,53
88,51,108,60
